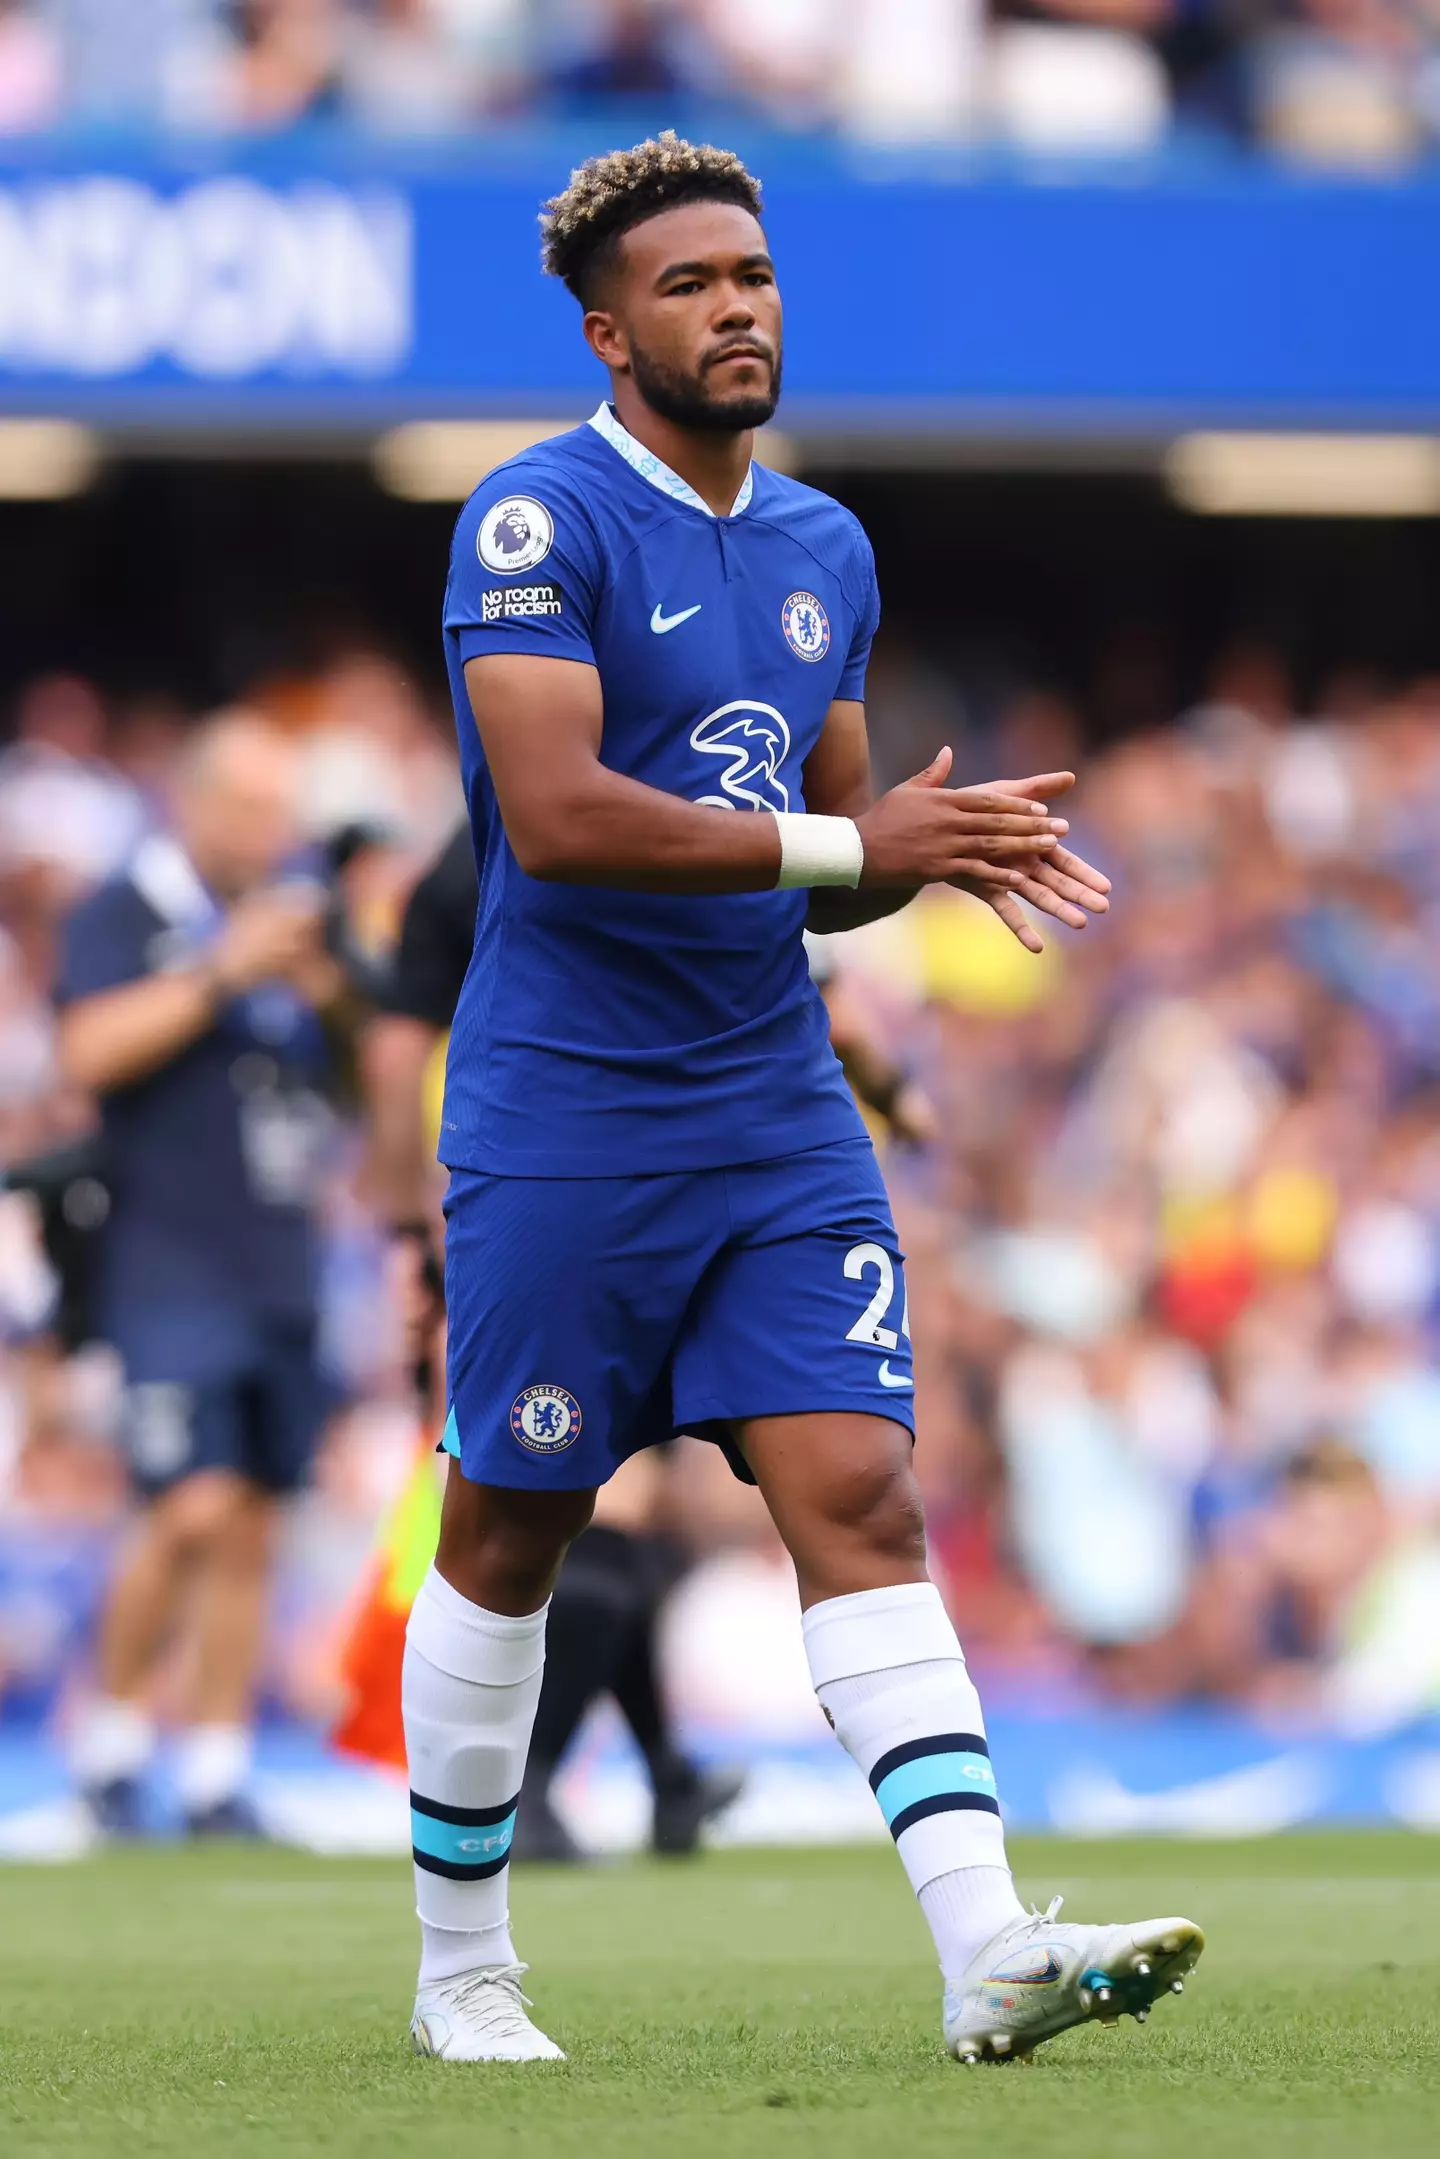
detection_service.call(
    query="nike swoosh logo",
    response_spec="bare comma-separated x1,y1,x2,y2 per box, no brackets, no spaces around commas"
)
987,1948,1063,1985
877,1360,913,1390
650,602,702,634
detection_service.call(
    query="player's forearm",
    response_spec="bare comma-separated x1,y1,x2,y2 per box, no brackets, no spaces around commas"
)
506,770,784,894
57,969,220,1094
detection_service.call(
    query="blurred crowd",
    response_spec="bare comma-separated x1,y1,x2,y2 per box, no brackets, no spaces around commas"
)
3,635,1440,1741
2,0,1440,167
832,645,1440,1735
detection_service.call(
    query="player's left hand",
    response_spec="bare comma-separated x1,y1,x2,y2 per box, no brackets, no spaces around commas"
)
950,774,1111,954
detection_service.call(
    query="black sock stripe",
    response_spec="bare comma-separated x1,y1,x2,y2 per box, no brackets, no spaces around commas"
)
412,1847,512,1883
867,1732,990,1794
888,1791,1002,1840
409,1789,519,1829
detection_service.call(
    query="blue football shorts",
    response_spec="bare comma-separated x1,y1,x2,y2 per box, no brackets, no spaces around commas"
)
442,1136,914,1490
112,1305,334,1499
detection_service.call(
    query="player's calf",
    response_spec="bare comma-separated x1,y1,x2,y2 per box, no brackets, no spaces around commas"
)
744,1413,1206,2062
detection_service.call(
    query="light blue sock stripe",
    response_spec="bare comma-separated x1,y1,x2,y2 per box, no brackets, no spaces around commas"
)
440,1407,461,1460
410,1807,515,1868
874,1750,998,1828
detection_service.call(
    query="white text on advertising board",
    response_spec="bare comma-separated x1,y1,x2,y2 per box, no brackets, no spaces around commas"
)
0,178,412,380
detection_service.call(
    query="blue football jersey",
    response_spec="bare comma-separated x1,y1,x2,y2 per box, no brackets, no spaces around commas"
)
439,403,878,1176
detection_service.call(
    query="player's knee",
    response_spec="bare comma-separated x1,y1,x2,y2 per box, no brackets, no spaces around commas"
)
437,1484,596,1615
823,1457,927,1570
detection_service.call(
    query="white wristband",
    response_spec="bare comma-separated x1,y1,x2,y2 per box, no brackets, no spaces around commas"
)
772,813,864,890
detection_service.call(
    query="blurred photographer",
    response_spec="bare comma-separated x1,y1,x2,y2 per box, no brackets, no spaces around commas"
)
53,711,350,1837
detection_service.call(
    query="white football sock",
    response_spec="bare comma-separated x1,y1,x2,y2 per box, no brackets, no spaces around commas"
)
403,1565,547,1987
803,1582,1025,1983
175,1723,252,1813
70,1695,155,1788
918,1864,1029,1982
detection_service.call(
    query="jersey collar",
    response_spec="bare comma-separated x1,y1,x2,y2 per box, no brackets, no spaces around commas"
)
588,402,754,519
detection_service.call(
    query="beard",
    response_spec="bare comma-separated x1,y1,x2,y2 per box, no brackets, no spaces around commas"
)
629,340,782,433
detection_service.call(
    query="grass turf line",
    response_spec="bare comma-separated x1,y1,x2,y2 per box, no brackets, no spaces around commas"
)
1,1834,1437,2157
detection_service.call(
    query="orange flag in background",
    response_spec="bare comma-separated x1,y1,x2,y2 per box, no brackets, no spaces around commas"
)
332,1435,444,1773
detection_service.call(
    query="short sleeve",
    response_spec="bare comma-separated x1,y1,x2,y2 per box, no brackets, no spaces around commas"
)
54,882,150,1006
386,828,477,1028
444,462,602,669
836,530,881,701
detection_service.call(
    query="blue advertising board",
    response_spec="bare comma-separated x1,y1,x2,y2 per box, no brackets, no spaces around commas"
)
2,133,1439,432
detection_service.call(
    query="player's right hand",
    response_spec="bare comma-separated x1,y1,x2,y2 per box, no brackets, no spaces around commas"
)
210,884,327,996
855,747,1073,890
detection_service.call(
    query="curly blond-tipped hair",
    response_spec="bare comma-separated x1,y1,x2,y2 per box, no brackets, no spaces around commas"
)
540,132,764,304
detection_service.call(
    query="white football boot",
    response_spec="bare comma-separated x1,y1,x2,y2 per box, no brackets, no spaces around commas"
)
943,1897,1204,2065
411,1964,565,2062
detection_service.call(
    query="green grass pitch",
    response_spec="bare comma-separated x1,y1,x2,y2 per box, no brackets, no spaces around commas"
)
2,1834,1437,2157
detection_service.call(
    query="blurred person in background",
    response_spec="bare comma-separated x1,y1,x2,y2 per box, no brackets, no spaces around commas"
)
544,0,711,107
804,929,938,1146
53,711,351,1838
224,0,344,127
359,824,741,1860
340,0,483,135
0,677,148,964
1177,1439,1396,1709
0,0,61,132
301,650,463,864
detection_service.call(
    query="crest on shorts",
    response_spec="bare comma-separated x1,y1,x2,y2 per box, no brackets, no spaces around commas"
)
781,590,830,662
510,1384,582,1454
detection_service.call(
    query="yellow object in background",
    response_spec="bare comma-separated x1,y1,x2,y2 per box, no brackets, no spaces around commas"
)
1160,1189,1245,1265
423,1031,449,1158
913,888,1062,1015
1248,1164,1339,1272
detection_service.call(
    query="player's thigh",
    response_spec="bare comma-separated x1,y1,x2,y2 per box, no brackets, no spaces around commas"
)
443,1166,721,1492
672,1140,917,1441
242,1316,335,1497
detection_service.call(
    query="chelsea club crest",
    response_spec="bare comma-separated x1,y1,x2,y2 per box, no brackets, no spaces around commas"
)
510,1384,583,1454
781,590,830,662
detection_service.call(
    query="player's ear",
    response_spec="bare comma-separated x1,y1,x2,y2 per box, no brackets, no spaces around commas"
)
583,309,629,374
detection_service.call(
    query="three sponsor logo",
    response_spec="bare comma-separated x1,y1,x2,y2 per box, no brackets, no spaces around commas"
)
690,700,791,813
